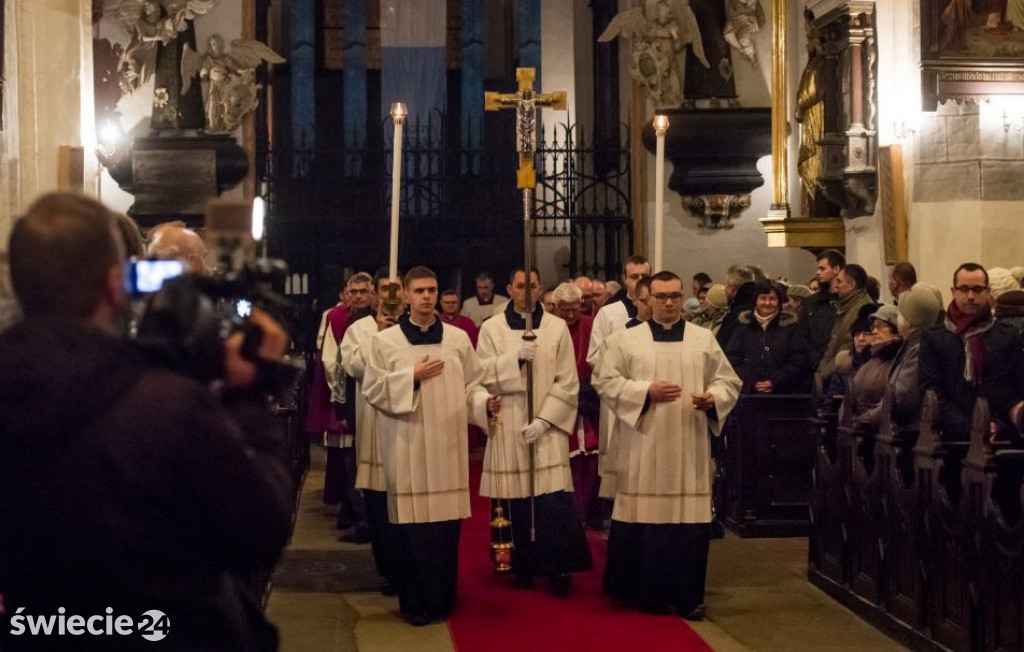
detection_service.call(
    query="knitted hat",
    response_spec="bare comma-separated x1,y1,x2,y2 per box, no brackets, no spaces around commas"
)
787,284,812,300
869,304,899,329
911,281,944,308
898,285,943,332
684,297,701,317
989,267,1018,301
1011,266,1024,286
995,289,1024,318
705,284,728,311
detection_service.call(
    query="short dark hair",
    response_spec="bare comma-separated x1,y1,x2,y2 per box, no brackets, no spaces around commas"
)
635,275,653,295
692,272,712,286
649,270,682,285
404,266,437,287
816,249,846,269
891,262,917,286
373,267,403,291
841,263,868,289
9,193,122,319
475,271,495,283
623,255,652,277
753,280,779,299
508,266,541,285
953,262,988,287
865,276,880,302
441,289,459,299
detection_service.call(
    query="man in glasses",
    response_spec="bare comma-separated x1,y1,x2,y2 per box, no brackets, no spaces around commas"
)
920,262,1024,441
593,271,741,621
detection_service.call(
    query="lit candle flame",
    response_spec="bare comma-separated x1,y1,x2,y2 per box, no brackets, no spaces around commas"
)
653,114,670,135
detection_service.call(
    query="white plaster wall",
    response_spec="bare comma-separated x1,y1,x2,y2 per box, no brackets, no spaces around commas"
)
655,154,815,285
97,1,245,215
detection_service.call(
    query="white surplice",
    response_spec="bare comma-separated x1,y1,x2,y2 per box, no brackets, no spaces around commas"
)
476,310,579,498
362,322,490,524
340,314,385,492
585,300,633,497
593,321,741,524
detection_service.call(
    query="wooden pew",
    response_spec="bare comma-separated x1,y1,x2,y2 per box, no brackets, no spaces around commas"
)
809,395,848,589
877,389,926,632
721,394,819,537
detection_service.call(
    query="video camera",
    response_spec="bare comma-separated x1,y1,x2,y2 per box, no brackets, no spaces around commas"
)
130,200,298,388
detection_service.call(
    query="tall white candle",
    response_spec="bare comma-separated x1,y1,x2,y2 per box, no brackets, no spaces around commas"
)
389,102,407,282
652,114,669,272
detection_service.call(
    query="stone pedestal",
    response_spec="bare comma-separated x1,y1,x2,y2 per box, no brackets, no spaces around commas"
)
643,108,772,229
106,134,249,228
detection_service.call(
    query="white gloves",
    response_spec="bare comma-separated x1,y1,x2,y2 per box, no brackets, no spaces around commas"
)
521,418,550,444
518,340,538,361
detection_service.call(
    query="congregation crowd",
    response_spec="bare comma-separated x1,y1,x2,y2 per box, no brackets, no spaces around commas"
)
4,191,1024,649
312,249,1024,627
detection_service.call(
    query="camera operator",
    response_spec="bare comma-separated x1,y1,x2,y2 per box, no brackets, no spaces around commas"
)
0,193,294,651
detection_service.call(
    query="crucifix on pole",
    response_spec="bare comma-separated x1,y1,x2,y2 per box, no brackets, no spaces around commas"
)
485,67,566,542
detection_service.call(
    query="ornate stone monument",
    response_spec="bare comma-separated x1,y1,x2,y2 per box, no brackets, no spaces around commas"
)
98,0,283,227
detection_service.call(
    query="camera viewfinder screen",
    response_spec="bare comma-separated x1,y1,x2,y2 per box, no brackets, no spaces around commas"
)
132,260,185,293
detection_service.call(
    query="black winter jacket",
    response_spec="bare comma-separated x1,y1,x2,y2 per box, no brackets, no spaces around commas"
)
919,317,1023,441
724,310,811,394
800,286,837,369
0,319,293,651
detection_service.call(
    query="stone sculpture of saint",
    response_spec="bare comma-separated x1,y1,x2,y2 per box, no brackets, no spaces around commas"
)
599,0,709,108
182,35,285,132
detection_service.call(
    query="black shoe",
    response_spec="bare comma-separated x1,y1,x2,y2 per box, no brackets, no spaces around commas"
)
379,577,398,596
710,520,725,539
403,611,432,627
548,573,573,597
680,605,706,621
512,574,534,589
338,524,371,544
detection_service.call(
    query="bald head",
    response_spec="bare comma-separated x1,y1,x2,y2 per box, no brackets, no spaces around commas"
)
573,276,594,312
147,224,208,273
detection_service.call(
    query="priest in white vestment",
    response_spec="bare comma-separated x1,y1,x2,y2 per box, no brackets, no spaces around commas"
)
593,271,741,620
363,267,499,626
340,270,403,596
477,268,593,595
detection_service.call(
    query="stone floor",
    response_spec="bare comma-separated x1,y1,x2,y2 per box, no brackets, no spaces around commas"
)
266,447,907,651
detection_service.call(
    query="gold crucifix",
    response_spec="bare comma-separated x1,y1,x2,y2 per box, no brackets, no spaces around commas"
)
485,68,567,189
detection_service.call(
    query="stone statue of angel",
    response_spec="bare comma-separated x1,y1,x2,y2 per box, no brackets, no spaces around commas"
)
599,0,709,108
181,35,285,133
723,0,765,64
105,0,216,95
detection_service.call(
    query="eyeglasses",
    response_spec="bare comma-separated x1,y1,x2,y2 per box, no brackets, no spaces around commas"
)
349,288,371,295
651,292,684,303
953,285,988,295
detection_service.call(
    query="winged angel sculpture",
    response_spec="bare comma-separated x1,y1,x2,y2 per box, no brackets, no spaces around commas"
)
182,35,285,132
599,0,709,108
105,0,216,95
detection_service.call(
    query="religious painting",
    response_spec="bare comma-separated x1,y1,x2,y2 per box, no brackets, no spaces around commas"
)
921,0,1024,109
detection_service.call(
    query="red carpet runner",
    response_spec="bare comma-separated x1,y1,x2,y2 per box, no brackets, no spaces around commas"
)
447,460,713,652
